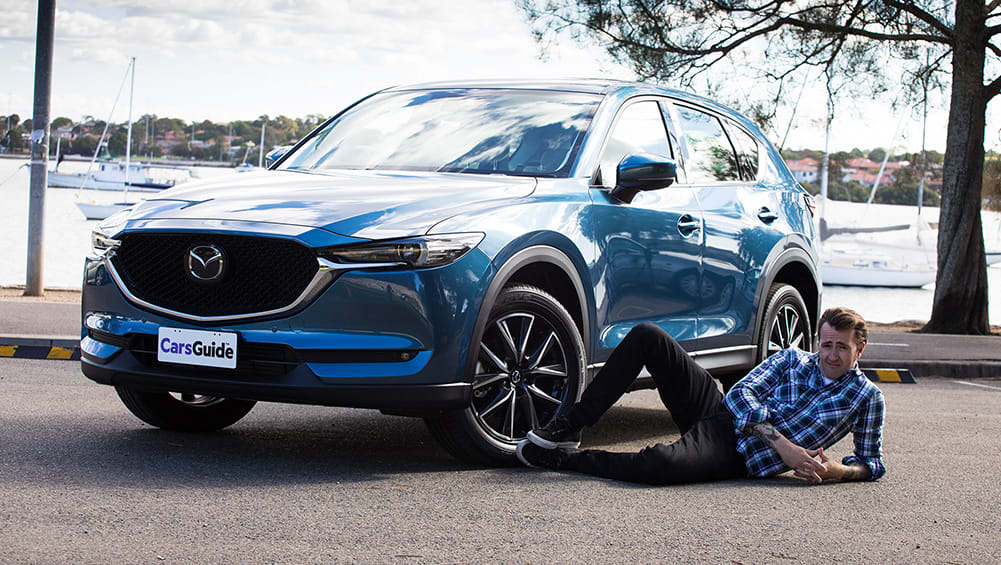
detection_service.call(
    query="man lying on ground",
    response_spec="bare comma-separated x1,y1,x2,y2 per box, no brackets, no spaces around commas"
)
517,306,885,485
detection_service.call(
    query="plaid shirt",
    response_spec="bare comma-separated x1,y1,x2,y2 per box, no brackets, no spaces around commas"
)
723,348,886,481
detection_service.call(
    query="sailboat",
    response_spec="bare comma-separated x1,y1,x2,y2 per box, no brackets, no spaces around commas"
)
50,145,188,191
813,76,1001,286
69,57,185,220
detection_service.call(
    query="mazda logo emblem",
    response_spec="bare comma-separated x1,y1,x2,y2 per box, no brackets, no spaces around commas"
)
186,244,226,282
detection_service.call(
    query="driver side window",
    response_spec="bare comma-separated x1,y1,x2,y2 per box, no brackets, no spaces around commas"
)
595,100,673,188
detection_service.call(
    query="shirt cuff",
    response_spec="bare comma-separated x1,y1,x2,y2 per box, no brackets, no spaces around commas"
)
730,406,770,435
842,455,886,481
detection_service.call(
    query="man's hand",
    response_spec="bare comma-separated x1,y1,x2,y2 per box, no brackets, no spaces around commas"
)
777,443,827,483
751,423,827,483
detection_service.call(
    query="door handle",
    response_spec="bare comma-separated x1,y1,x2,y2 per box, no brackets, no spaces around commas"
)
757,207,779,224
677,214,701,236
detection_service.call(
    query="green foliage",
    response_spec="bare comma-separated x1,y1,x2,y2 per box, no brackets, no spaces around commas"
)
2,127,24,150
108,131,128,156
873,182,941,206
69,136,98,156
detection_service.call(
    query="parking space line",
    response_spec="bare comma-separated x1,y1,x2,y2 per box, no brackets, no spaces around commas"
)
953,380,1001,391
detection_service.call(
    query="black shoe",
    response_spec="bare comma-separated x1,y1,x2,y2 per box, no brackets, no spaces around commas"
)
527,415,581,449
516,439,567,469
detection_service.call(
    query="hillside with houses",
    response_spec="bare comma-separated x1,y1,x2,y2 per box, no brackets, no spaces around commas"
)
1,112,999,211
782,149,947,207
0,113,323,164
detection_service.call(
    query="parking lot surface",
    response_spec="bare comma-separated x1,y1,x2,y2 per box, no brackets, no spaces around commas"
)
1,358,999,562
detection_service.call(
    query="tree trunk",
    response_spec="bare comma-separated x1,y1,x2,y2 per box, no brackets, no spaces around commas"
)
923,0,990,335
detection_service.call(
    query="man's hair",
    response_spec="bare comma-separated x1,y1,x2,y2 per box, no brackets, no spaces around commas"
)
819,307,868,346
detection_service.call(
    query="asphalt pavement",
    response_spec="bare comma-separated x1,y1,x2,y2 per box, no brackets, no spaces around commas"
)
2,297,999,379
2,357,999,562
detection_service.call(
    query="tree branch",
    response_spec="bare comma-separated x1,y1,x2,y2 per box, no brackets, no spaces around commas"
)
882,0,953,39
779,16,951,45
988,0,1001,17
984,74,1001,100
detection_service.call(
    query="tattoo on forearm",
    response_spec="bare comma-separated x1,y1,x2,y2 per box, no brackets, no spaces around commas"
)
752,423,780,443
842,465,869,481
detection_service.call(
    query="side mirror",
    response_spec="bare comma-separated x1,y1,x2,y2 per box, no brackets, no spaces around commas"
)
264,145,292,169
610,153,678,204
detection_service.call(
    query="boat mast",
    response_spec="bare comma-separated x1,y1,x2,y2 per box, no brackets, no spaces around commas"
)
916,49,931,236
123,56,135,202
258,121,266,167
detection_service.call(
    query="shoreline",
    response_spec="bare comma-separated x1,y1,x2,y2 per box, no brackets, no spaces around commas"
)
4,285,998,334
0,152,235,168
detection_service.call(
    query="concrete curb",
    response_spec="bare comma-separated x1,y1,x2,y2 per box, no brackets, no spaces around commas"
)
862,360,1001,380
0,334,81,361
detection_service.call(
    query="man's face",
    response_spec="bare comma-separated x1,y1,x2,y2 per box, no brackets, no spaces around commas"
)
817,322,866,380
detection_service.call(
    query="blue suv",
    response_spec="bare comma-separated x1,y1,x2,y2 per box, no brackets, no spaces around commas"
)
81,80,820,464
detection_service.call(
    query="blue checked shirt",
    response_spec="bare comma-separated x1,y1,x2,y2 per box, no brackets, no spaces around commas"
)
723,348,886,481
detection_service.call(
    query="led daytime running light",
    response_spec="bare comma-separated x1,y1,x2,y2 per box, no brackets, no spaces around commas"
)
319,233,484,269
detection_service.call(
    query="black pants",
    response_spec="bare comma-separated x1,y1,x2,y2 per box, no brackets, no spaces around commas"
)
561,323,748,485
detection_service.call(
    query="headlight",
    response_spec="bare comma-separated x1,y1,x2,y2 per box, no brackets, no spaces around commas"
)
317,233,484,269
90,209,129,258
90,229,121,258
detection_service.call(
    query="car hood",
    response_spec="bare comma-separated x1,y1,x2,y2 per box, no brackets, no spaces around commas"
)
131,169,537,239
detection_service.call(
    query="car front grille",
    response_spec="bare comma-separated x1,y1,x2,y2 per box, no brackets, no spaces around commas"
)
110,233,319,318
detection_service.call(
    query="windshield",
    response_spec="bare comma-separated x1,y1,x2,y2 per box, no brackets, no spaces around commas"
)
279,89,600,177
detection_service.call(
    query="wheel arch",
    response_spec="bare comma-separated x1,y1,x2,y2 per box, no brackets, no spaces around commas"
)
464,243,592,382
751,244,821,351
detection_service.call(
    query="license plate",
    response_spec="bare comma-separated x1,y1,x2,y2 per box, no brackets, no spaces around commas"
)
157,327,238,369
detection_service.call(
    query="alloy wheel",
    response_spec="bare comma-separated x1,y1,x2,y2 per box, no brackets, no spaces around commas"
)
170,392,226,407
767,302,807,356
470,311,571,443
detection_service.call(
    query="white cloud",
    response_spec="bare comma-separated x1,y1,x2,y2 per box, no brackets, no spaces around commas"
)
0,0,956,152
67,46,124,64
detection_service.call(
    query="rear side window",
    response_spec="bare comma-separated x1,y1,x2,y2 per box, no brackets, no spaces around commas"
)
596,100,673,188
726,120,760,181
675,105,739,183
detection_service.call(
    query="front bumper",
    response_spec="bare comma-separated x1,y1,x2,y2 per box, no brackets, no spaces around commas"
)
80,243,494,412
81,355,471,410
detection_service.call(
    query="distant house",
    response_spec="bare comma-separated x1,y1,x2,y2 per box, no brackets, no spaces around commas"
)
786,157,819,183
841,157,908,185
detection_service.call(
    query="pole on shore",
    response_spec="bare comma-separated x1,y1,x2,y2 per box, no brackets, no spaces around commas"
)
25,0,56,297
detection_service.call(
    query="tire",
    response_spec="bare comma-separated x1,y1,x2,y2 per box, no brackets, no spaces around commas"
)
757,283,812,363
115,386,256,432
425,284,586,465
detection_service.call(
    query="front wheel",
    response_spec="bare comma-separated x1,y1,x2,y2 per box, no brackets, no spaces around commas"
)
425,284,586,465
115,386,256,432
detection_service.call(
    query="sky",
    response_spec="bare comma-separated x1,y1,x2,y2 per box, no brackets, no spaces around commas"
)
1,0,991,154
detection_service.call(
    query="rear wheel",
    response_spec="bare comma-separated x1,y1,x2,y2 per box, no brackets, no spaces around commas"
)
115,386,256,432
425,284,586,465
758,283,811,361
